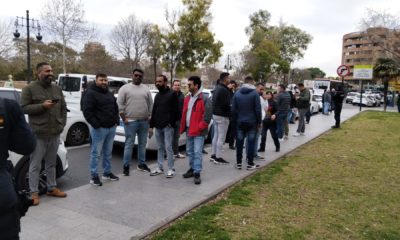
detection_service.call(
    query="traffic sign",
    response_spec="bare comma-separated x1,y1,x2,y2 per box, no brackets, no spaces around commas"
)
337,65,350,77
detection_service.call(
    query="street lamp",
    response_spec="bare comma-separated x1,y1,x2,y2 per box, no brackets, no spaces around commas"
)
13,10,43,83
224,55,233,72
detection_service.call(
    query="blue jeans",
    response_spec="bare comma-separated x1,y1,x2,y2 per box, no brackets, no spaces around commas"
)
276,113,287,139
287,109,295,123
123,120,149,167
155,126,174,170
89,126,116,177
323,102,330,114
186,134,205,174
236,126,257,165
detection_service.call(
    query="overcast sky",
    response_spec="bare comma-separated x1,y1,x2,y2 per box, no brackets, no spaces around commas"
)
1,0,399,76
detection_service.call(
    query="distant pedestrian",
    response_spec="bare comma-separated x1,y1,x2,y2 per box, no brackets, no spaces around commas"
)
21,62,67,205
322,89,332,115
171,80,185,158
287,91,296,124
149,75,179,178
232,76,262,170
294,83,310,137
117,69,153,175
275,84,291,141
331,86,345,128
225,80,238,150
181,76,212,184
210,72,231,165
82,73,120,186
396,92,400,112
253,82,265,160
258,91,280,152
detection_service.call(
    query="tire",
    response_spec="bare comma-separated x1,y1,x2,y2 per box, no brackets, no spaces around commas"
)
66,123,89,146
14,156,64,195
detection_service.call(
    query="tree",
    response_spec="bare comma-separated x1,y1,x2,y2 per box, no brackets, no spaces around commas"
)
373,58,399,111
161,0,223,82
307,67,326,79
146,24,163,81
0,19,13,59
80,42,114,74
110,14,151,70
41,0,95,73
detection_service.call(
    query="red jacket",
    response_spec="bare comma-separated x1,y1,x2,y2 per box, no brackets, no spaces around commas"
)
180,92,212,137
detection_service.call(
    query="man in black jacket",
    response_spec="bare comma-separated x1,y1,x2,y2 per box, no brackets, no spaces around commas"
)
82,73,120,186
171,80,185,158
149,75,179,178
331,86,345,128
210,72,231,164
0,97,36,240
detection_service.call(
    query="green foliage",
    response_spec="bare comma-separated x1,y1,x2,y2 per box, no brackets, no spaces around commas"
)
307,67,326,78
373,58,400,111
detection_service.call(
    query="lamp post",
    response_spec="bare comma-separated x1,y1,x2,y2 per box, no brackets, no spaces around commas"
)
13,10,42,83
224,55,233,72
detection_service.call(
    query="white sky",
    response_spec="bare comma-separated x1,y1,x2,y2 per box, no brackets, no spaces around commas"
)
1,0,399,76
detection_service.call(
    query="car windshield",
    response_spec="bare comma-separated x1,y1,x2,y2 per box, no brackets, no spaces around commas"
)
59,77,81,92
0,90,17,101
313,95,322,101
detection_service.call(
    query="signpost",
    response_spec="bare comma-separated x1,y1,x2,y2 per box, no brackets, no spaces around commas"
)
353,65,374,111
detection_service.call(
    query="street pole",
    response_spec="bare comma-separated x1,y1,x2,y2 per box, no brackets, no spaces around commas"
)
359,80,363,112
26,10,31,83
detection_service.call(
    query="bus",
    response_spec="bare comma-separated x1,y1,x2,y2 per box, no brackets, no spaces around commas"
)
304,79,351,95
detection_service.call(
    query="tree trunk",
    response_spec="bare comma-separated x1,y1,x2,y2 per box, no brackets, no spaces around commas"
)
153,57,157,82
62,41,67,73
383,76,388,112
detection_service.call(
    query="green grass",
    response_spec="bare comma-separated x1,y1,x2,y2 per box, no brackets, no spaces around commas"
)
149,111,400,240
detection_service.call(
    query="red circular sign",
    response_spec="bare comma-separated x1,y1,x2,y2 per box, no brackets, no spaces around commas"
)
337,65,350,77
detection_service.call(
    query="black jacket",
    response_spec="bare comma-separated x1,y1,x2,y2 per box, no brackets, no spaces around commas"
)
176,90,184,120
276,91,291,114
332,91,345,106
212,83,231,117
263,99,278,125
150,87,179,129
82,84,119,129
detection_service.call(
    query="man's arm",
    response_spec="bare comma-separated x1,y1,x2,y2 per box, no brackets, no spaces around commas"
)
59,87,67,127
82,91,101,129
20,86,46,115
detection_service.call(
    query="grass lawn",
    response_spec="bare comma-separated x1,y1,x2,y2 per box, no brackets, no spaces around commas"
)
148,111,400,240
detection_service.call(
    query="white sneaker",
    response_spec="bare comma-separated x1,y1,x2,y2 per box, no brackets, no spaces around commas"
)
166,169,175,178
293,132,300,137
279,138,284,142
174,153,185,158
150,168,164,176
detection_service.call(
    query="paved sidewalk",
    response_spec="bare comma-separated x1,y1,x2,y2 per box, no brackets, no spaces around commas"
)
21,108,360,240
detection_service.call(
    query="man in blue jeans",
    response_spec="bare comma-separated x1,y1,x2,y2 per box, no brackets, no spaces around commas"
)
275,84,291,141
231,76,262,170
181,76,212,184
82,73,120,186
149,75,179,178
117,69,154,175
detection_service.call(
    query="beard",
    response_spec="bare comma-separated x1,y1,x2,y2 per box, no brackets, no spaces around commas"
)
42,75,54,86
156,85,165,91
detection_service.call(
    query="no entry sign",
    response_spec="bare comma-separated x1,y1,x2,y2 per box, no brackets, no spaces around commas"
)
337,65,350,77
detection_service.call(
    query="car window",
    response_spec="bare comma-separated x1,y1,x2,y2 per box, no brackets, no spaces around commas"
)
0,90,17,101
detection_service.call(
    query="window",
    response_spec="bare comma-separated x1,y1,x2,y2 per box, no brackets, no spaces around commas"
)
58,77,81,92
0,90,17,101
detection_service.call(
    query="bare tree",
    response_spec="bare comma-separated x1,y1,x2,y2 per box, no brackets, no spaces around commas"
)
110,14,151,71
359,9,400,30
0,19,13,58
41,0,95,73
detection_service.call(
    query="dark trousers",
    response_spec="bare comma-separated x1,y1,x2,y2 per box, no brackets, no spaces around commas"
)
259,121,280,150
236,126,257,165
334,104,342,127
305,109,311,123
225,120,236,147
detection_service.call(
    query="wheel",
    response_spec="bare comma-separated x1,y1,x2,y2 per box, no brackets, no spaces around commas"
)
66,123,89,146
15,157,47,195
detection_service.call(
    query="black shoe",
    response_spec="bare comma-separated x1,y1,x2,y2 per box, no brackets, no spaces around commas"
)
331,125,340,129
183,168,194,178
137,164,151,172
90,176,103,186
102,172,119,181
194,173,201,184
306,121,310,124
229,145,236,150
123,165,130,176
210,154,217,162
235,163,242,170
258,148,265,152
275,147,280,152
214,157,229,165
202,149,208,154
247,164,260,171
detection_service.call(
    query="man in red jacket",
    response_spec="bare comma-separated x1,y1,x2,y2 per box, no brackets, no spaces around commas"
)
180,76,212,184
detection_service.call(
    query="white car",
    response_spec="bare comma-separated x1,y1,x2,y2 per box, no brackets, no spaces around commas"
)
0,87,69,194
346,92,360,104
312,94,323,111
62,102,90,146
114,89,214,150
309,90,320,114
352,94,374,107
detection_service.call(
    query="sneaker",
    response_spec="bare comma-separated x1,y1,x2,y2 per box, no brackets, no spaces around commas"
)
166,169,175,178
331,125,340,129
279,138,284,142
31,193,39,206
137,164,151,172
306,121,310,124
202,149,208,154
194,173,201,185
258,148,265,152
300,132,305,136
235,163,242,170
174,153,185,158
255,155,265,161
229,145,236,150
293,132,300,137
90,176,103,186
247,164,260,171
46,188,67,197
214,157,229,165
275,147,280,152
102,172,119,181
150,167,164,176
183,168,194,178
210,154,217,162
123,165,130,176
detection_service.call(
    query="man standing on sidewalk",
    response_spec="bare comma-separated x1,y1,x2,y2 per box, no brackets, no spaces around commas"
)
21,62,67,205
172,80,185,158
117,69,153,175
331,86,345,129
82,73,120,186
210,72,231,165
149,75,179,178
232,76,262,170
294,83,310,137
275,84,291,141
225,80,238,149
322,89,332,115
181,76,212,184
